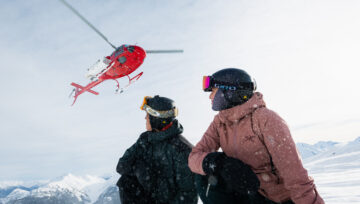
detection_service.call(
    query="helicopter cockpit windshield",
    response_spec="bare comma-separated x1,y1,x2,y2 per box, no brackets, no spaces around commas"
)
112,45,126,58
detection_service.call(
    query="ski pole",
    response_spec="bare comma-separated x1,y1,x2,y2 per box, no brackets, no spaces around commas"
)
206,174,218,197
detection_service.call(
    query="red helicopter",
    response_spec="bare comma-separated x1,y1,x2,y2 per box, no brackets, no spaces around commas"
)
59,0,183,105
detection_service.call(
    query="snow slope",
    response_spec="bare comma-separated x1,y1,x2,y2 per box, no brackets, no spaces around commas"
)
303,137,360,204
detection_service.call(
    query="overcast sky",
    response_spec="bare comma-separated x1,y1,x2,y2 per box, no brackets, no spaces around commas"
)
1,0,360,181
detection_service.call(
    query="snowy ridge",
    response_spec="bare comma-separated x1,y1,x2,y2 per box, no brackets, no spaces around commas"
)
1,188,30,204
0,180,47,190
0,182,24,190
296,141,339,159
84,173,119,203
45,174,106,202
304,137,360,168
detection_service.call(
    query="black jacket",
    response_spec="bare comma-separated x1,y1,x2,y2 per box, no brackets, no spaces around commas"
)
116,120,198,204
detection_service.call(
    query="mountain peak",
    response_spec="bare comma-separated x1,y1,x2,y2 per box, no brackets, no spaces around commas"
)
354,136,360,143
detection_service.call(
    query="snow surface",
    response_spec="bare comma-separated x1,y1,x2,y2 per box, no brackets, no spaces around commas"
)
303,137,360,204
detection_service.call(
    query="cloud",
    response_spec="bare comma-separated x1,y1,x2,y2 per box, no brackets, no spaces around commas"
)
1,0,360,181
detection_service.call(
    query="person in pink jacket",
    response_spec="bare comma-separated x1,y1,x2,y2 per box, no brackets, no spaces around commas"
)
188,68,324,204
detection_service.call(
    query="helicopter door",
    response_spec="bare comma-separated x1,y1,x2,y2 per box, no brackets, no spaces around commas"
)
85,57,112,80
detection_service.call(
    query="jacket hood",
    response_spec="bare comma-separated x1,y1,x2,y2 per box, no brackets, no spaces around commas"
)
218,92,266,124
145,119,183,143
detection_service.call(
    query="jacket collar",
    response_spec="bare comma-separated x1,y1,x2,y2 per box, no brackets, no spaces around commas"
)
145,119,183,143
218,92,266,124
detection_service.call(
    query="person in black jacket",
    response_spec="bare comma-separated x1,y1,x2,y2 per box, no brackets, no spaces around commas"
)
116,95,198,204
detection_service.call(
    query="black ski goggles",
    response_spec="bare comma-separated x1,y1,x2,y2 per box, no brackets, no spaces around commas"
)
202,76,256,92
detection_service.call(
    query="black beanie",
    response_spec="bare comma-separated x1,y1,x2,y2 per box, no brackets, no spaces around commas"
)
146,95,176,131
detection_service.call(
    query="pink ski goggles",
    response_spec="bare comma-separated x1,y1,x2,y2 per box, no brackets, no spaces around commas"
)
202,76,213,92
202,76,256,92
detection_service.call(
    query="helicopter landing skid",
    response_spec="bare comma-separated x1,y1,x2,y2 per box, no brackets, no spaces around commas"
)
114,72,144,93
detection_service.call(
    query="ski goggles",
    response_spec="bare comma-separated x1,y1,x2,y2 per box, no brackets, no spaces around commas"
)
140,96,178,118
202,76,256,92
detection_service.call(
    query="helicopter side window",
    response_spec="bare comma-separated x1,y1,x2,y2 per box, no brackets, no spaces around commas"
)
118,56,127,64
127,46,135,53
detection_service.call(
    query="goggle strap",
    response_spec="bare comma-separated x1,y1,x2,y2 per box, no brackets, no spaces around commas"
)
212,79,254,90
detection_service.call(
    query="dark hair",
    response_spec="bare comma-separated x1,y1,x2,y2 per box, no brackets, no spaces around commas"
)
149,115,175,131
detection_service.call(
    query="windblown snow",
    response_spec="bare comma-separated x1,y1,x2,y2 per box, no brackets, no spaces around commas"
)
1,137,360,204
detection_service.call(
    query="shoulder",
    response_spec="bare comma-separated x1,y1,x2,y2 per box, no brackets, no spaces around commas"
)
138,131,150,142
253,107,290,137
169,135,193,154
209,114,222,129
213,113,222,123
130,131,150,150
253,107,284,124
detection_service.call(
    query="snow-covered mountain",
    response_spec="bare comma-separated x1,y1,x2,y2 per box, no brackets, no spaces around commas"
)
0,174,119,204
93,186,120,204
297,141,339,159
1,137,360,204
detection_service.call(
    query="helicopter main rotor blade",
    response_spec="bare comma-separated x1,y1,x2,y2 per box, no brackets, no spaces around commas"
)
145,50,184,54
58,0,117,49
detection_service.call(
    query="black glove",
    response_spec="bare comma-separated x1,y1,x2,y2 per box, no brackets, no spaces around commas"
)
219,156,260,193
202,152,260,194
202,152,226,175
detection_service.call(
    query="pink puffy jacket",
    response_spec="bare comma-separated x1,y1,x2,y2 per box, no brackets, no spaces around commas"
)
188,92,324,204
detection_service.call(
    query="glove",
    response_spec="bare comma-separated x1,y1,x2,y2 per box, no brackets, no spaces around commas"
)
202,153,260,194
219,156,260,193
202,152,226,175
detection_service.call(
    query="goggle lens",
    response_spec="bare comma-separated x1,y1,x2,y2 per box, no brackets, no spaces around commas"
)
140,96,152,110
203,76,212,92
